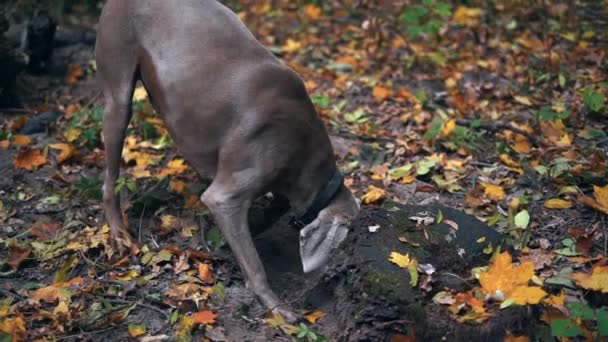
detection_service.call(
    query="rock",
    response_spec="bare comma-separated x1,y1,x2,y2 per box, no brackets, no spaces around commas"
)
20,111,62,134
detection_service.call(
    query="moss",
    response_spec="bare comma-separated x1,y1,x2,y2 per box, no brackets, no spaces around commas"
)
365,269,409,301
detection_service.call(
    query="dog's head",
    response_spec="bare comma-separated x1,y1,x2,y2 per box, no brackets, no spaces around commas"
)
299,185,360,273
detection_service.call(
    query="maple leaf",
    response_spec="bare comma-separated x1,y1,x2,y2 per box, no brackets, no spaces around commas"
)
479,252,547,305
578,184,608,215
361,185,386,204
572,265,608,293
48,143,75,164
388,251,411,268
157,159,189,178
192,310,217,325
14,148,47,170
480,182,505,202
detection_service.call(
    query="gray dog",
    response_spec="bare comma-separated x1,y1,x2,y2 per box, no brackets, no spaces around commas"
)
96,0,359,320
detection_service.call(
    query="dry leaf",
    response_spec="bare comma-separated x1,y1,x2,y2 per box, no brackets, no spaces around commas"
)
480,182,505,202
128,323,147,337
304,311,327,324
544,198,572,209
0,316,26,341
64,64,85,84
572,264,608,293
63,128,82,142
453,6,482,27
12,135,31,147
303,4,322,20
169,179,186,194
388,251,411,268
282,39,302,53
361,185,386,204
133,87,148,102
157,159,189,178
479,252,547,305
30,285,70,304
372,85,392,102
198,263,215,284
578,184,608,215
49,143,75,164
8,246,31,271
14,149,47,170
192,310,217,325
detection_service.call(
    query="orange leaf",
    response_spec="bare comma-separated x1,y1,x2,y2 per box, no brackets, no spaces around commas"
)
198,263,215,284
48,143,75,164
480,182,505,202
192,310,217,325
7,246,31,271
14,149,47,170
303,4,322,20
578,184,608,215
30,285,70,304
64,64,84,84
372,85,392,102
12,134,31,147
0,316,27,341
0,140,9,149
157,159,189,178
304,311,327,324
572,265,608,293
169,179,186,194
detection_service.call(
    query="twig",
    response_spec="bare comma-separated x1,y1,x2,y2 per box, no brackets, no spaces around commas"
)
138,201,147,244
0,270,16,277
104,298,170,319
375,319,414,328
57,323,128,340
455,119,550,147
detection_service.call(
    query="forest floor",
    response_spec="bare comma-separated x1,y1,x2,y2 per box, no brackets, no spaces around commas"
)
0,1,607,341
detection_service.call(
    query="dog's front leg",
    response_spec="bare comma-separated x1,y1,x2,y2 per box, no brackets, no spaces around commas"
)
201,183,298,322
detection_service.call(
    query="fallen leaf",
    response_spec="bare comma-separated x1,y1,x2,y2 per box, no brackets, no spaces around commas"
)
282,39,302,53
48,143,75,164
12,135,31,147
0,316,26,341
513,95,533,106
304,311,327,324
480,182,505,202
198,263,215,284
361,185,386,204
303,4,322,20
169,179,186,194
7,245,31,271
504,334,531,342
578,184,608,215
157,159,189,178
128,323,147,337
64,64,85,84
479,252,547,305
572,265,608,293
63,128,82,142
133,87,148,102
391,333,416,342
192,310,217,325
14,149,47,170
30,285,71,304
372,85,392,102
544,198,572,209
389,251,411,268
453,6,482,27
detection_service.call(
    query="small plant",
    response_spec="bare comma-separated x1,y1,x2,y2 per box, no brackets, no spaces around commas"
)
69,106,104,148
114,177,137,194
344,109,368,125
583,88,605,113
537,105,571,121
73,176,103,201
400,0,452,39
295,323,327,342
311,94,331,109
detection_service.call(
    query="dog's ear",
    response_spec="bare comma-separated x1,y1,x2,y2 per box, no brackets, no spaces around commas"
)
299,215,349,273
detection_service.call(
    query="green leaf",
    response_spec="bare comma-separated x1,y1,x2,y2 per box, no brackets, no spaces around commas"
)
212,282,226,301
436,210,444,224
416,158,438,175
415,90,428,103
311,94,331,109
598,308,608,336
558,73,566,88
423,122,442,140
344,109,368,125
435,2,452,17
170,310,179,324
388,164,414,178
514,210,530,229
550,319,581,337
583,89,605,112
567,302,594,320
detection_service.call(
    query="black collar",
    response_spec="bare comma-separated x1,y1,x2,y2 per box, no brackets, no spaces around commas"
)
290,168,344,229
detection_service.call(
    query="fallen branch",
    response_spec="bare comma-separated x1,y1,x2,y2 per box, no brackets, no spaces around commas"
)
455,119,550,147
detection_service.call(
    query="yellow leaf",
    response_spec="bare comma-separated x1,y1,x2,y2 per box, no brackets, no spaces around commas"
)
282,39,302,54
572,265,608,293
12,134,31,147
53,300,69,316
504,334,531,342
304,311,327,324
544,198,572,209
0,316,26,341
14,149,47,170
388,251,411,268
303,4,322,20
479,252,547,305
128,323,147,337
158,158,188,178
578,184,608,215
442,120,456,137
372,85,392,102
514,95,533,106
452,6,482,27
480,182,505,202
361,185,386,204
543,292,566,308
500,154,520,167
133,87,148,102
63,128,82,142
48,143,75,164
30,285,70,304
